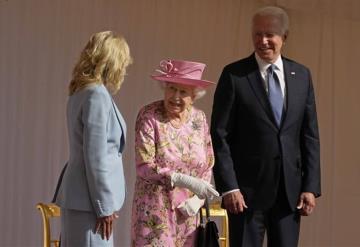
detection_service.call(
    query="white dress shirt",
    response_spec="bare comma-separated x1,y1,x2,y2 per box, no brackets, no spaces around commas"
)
255,53,286,99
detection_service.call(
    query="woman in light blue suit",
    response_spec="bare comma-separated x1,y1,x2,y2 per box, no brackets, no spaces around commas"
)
55,31,132,246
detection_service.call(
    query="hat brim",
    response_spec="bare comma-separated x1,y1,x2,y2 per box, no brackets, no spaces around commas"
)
151,75,214,88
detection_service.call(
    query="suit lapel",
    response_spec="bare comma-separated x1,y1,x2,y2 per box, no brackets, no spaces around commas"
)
111,99,127,152
281,59,296,130
101,85,127,153
246,55,278,130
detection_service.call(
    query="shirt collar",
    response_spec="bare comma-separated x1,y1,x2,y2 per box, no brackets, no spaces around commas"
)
255,53,284,74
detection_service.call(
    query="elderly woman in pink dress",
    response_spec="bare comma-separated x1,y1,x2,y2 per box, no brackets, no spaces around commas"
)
131,59,219,247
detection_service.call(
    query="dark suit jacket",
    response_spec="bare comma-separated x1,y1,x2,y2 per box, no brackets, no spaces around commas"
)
210,53,321,210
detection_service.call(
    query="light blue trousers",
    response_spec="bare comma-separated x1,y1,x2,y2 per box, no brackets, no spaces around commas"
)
60,208,114,247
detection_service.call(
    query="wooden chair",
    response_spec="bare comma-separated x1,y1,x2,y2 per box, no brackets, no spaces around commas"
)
36,203,61,247
202,201,229,247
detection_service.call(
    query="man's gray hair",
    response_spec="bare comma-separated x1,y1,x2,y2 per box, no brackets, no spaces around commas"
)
253,6,290,35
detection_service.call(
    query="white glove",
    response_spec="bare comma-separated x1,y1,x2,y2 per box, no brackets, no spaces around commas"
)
171,172,219,199
177,195,204,217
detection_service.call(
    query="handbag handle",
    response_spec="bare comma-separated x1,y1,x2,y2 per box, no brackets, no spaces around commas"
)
199,197,211,224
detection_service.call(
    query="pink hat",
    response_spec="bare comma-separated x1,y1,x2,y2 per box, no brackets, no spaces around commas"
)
151,59,214,88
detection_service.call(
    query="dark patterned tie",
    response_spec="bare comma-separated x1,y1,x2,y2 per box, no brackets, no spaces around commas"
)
267,64,283,127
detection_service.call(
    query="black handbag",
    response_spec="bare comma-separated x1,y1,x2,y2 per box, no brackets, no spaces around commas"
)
197,198,220,247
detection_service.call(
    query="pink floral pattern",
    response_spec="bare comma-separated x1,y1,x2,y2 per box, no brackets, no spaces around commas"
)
131,100,214,247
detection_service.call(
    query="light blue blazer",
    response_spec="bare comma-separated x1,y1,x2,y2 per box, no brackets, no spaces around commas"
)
56,84,126,217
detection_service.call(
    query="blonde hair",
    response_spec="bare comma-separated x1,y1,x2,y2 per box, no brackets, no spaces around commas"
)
69,31,132,95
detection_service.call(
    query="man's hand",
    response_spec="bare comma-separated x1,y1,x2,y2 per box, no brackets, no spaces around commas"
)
297,192,316,216
222,190,248,214
95,212,119,240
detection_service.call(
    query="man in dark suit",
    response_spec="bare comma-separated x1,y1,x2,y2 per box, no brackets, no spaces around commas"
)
210,6,321,247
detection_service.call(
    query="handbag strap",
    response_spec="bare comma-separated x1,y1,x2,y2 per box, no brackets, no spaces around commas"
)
51,162,68,203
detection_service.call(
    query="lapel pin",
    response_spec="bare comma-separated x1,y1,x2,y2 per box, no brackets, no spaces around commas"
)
291,72,295,75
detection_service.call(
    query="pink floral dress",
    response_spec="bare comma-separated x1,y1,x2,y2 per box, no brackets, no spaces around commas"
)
131,100,214,247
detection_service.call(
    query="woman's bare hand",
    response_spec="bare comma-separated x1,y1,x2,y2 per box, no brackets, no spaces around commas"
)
95,213,119,240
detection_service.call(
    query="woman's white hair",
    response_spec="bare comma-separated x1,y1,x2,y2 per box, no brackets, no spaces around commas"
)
159,82,206,100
